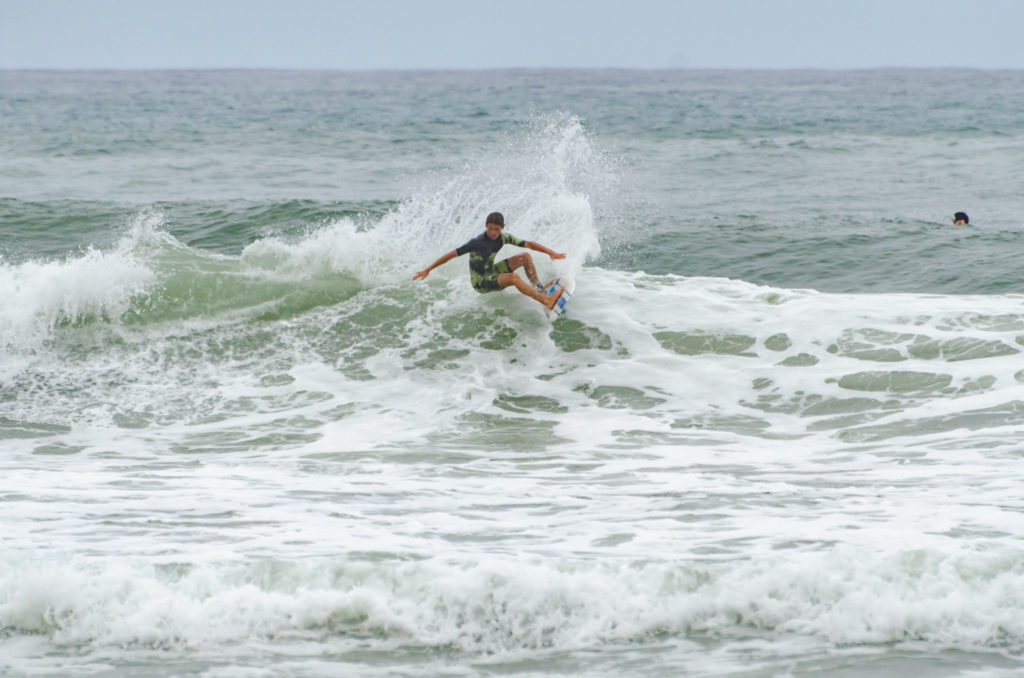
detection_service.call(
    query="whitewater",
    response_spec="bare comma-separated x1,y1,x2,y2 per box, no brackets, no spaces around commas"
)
3,69,1024,677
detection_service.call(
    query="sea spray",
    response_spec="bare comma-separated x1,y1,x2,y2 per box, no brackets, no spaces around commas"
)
238,114,612,289
5,70,1024,678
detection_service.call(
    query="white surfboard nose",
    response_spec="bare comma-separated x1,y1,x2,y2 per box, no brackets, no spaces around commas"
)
544,275,575,321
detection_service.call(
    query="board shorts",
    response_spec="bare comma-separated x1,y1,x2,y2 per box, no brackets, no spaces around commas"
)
472,259,513,293
456,231,525,293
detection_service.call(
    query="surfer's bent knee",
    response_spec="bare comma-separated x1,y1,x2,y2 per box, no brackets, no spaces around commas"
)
507,253,530,269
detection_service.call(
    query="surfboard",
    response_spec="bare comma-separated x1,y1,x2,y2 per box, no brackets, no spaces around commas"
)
543,275,575,321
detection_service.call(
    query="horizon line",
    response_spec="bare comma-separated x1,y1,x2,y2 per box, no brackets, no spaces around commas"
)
0,65,1011,74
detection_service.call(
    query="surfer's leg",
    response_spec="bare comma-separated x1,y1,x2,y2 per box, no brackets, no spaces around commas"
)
497,272,558,309
502,253,540,286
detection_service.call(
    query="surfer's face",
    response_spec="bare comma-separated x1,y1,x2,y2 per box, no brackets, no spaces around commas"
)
485,222,503,239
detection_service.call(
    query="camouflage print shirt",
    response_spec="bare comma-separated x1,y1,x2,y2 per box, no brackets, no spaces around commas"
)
455,232,526,292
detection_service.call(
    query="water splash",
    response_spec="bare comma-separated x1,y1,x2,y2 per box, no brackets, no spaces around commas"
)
241,114,614,285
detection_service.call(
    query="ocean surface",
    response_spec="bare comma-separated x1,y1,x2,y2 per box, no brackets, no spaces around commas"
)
3,68,1024,677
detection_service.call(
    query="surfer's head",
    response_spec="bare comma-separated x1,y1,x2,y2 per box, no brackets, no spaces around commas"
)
485,212,505,239
953,211,969,225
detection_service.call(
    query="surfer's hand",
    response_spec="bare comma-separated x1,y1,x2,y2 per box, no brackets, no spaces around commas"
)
413,269,429,281
550,252,566,260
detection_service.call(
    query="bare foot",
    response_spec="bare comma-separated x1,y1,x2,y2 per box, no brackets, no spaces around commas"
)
542,291,560,310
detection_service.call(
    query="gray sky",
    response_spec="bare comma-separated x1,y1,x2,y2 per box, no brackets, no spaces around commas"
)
2,0,1023,70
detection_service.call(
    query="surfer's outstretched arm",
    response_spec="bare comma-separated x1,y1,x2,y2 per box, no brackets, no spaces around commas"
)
413,249,458,280
523,241,566,260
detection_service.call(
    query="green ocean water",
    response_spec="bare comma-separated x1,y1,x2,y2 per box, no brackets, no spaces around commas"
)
4,69,1024,678
4,69,1024,290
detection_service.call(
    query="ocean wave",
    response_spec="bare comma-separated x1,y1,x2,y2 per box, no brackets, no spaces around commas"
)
3,549,1023,654
6,262,1024,445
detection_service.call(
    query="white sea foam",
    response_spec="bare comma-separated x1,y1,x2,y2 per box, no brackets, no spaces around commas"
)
2,548,1023,658
6,102,1024,677
0,212,166,361
238,116,604,290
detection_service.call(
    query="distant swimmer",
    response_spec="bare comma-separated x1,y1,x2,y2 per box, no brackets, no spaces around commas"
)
413,211,566,310
953,211,970,225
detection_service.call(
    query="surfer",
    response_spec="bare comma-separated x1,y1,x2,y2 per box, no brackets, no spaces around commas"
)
413,212,566,310
953,211,970,226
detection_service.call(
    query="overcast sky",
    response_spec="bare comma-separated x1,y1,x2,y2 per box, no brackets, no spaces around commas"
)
2,0,1023,70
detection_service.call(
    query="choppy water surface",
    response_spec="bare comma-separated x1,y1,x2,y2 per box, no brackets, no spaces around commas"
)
3,69,1024,677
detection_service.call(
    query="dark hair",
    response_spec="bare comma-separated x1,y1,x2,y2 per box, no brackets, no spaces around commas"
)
954,211,969,224
485,212,505,227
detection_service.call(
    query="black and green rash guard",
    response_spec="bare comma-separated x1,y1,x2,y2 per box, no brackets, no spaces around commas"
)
455,231,526,292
